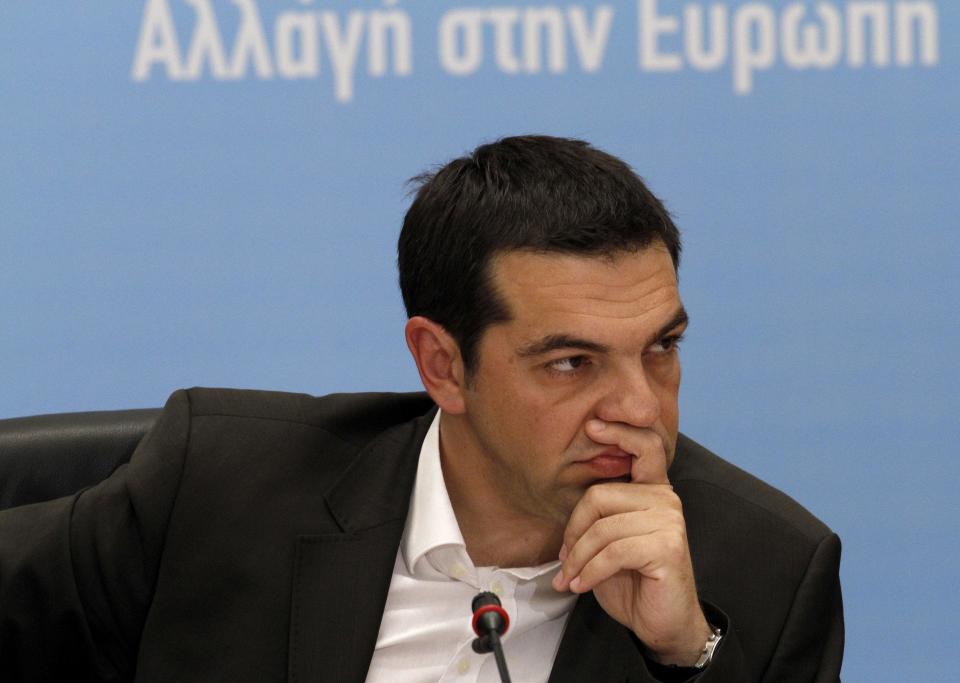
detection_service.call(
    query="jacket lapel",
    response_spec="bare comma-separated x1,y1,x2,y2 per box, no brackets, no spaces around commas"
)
287,409,436,683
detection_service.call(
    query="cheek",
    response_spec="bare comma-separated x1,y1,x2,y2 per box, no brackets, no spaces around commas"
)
651,362,682,425
488,383,588,467
478,351,597,459
472,366,550,441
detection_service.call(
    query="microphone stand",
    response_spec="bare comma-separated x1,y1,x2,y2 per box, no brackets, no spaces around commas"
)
484,629,512,683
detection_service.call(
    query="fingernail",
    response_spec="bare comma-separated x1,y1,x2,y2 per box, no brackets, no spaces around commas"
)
569,576,583,593
587,419,606,433
558,544,568,561
552,570,565,591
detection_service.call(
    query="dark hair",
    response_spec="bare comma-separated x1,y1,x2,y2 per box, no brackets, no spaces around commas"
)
398,135,681,372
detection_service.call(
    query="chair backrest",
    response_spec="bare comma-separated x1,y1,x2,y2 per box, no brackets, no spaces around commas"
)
0,409,160,511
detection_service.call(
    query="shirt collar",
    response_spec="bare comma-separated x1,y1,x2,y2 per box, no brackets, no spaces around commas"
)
402,410,466,577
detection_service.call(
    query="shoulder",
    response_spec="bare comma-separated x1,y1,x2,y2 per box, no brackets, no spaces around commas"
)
168,386,436,447
670,433,832,545
143,388,436,518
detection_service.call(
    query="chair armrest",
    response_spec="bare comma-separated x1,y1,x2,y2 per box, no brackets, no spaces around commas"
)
0,409,160,510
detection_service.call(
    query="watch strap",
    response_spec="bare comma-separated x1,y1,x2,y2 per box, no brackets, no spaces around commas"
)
694,626,723,669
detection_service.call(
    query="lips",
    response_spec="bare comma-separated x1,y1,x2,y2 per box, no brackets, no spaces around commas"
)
577,448,634,479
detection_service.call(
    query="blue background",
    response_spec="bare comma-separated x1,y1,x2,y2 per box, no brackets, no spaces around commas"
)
2,1,956,679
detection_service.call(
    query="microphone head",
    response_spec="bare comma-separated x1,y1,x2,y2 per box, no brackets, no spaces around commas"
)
471,591,502,613
469,593,514,677
471,591,510,640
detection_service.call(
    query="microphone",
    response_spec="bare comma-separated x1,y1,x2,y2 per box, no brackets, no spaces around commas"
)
471,592,512,683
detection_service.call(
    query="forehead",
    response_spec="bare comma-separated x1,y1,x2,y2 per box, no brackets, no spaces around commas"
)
490,247,680,334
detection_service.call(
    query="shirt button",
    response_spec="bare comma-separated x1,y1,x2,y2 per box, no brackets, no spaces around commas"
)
451,563,466,579
457,658,470,675
491,580,504,596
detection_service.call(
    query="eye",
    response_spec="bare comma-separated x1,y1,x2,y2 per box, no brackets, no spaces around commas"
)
546,355,591,376
650,333,685,355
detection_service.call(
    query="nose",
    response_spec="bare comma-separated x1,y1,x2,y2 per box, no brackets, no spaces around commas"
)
593,364,660,428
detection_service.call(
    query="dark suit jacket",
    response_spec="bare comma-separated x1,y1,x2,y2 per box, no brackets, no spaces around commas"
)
0,388,843,682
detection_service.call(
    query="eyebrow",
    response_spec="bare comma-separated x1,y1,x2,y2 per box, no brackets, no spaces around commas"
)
515,306,689,358
653,307,690,344
517,334,610,357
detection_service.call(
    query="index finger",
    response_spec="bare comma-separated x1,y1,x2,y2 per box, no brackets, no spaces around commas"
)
585,419,669,484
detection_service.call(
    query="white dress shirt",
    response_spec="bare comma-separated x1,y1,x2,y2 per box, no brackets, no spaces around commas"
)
365,411,577,682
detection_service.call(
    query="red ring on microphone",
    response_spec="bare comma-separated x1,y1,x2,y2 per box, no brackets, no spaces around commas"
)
471,604,510,637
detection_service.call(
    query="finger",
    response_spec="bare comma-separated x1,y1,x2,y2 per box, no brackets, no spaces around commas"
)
553,508,682,591
569,530,683,593
562,483,678,551
557,484,681,582
585,420,668,484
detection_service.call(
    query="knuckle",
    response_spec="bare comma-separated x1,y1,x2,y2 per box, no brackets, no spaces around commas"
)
663,529,687,558
583,486,603,507
666,507,685,528
660,487,681,505
602,540,626,564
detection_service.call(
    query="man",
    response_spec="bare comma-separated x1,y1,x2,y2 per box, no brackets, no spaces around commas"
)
0,136,842,681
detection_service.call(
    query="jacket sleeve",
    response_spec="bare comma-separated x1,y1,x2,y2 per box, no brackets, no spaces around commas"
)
0,390,193,681
759,532,844,683
639,600,746,682
642,533,843,683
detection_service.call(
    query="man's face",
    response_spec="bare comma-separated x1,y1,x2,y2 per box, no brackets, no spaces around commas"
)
454,245,686,525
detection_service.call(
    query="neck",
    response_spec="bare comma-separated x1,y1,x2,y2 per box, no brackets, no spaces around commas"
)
439,412,564,568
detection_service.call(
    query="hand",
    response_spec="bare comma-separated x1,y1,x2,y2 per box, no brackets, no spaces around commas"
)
552,419,711,666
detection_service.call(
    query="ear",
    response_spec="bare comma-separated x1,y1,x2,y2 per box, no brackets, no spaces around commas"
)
404,316,467,414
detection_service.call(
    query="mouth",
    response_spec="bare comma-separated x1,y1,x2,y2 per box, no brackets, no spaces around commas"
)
575,448,634,480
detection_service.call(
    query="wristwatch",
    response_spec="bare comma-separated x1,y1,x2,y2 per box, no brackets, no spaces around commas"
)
694,626,723,669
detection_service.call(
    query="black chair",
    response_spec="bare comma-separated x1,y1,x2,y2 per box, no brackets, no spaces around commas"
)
0,409,160,511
